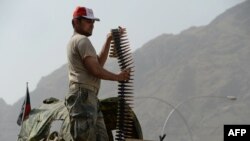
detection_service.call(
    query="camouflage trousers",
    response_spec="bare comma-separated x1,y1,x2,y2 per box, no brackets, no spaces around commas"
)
65,87,109,141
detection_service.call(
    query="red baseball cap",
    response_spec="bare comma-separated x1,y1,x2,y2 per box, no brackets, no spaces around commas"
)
73,6,100,21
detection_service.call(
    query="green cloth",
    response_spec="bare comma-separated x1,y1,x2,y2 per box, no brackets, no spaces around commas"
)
17,97,143,141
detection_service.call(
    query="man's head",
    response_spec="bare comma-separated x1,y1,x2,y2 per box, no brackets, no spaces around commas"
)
72,6,100,36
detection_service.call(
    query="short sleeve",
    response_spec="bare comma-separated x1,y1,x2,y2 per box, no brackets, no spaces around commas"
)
77,37,97,59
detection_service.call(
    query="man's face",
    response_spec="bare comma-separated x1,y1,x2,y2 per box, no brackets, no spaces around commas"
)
75,18,95,36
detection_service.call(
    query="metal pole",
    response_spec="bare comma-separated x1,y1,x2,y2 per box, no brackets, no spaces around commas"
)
135,96,193,141
160,95,237,141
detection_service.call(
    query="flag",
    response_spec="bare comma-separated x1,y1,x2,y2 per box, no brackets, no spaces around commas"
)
17,83,31,126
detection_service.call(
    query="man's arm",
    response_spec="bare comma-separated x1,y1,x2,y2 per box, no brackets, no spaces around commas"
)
84,56,130,81
98,27,125,67
97,33,112,67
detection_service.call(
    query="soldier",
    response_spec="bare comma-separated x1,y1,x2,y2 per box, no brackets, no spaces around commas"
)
66,6,130,141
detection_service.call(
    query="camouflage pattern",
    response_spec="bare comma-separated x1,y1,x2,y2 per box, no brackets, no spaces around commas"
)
17,97,72,141
65,87,108,141
17,97,143,141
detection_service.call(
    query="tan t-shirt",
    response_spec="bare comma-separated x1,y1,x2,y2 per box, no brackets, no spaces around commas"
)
67,32,100,90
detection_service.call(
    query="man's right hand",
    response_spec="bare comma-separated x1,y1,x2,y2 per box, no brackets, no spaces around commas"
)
117,68,131,81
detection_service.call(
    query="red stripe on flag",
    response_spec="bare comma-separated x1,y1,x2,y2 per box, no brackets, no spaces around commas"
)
17,83,31,126
23,103,31,120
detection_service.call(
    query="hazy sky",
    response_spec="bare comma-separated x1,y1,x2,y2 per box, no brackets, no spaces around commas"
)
0,0,245,104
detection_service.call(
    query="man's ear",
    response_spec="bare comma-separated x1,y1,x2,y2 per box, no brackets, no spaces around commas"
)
72,18,80,28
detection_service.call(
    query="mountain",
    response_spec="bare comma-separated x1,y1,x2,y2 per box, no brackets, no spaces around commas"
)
0,98,10,125
1,1,250,140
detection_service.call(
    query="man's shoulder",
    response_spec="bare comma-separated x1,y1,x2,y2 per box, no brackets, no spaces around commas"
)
73,35,92,47
72,33,88,41
70,33,93,51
